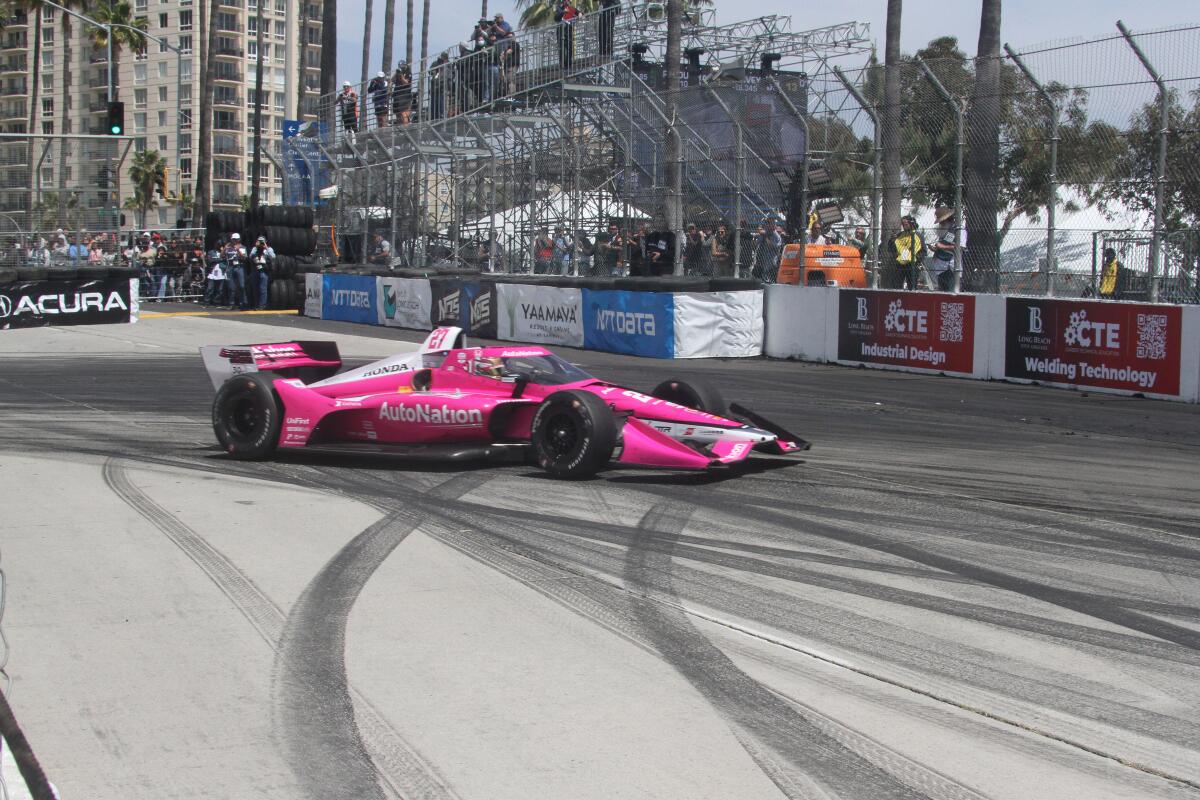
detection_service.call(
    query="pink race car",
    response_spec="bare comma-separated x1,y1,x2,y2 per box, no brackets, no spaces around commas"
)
201,327,809,479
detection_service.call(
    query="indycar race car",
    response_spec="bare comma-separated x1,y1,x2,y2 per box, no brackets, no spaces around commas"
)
200,327,809,479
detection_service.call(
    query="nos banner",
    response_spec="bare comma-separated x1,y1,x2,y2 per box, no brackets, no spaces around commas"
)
582,289,674,358
1005,298,1182,396
838,290,975,374
461,281,498,339
0,276,135,329
497,284,583,347
378,276,432,329
322,274,376,324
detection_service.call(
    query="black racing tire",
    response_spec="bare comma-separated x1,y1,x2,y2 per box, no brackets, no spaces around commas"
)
267,281,281,309
530,390,616,480
212,374,282,459
650,377,727,416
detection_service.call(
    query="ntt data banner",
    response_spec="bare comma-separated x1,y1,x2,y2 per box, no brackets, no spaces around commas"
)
838,290,976,374
0,277,136,329
378,276,432,330
1005,298,1183,396
497,283,583,347
322,274,376,324
582,289,674,358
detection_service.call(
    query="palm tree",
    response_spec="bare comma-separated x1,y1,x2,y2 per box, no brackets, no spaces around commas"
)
90,1,147,103
966,0,1002,290
127,148,165,228
663,0,682,273
359,0,372,121
296,1,307,116
405,0,413,65
194,0,221,219
320,0,336,130
880,0,902,280
381,0,395,73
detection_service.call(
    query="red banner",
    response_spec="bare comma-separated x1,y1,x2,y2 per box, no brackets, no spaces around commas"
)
1005,298,1182,395
838,290,976,374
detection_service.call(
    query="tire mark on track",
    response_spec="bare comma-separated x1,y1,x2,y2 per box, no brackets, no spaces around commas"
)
102,458,462,800
623,500,943,800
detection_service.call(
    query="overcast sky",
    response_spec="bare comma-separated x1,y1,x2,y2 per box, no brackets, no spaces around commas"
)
335,0,1198,82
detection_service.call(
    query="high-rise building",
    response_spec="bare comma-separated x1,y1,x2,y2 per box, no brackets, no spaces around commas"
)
0,0,322,233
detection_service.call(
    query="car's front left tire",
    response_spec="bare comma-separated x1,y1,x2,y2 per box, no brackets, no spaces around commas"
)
212,375,282,459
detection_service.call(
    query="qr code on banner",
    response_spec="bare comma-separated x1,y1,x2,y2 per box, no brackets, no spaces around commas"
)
939,302,965,342
1136,313,1168,360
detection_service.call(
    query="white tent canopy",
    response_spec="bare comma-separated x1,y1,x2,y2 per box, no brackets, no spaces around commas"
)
447,190,652,240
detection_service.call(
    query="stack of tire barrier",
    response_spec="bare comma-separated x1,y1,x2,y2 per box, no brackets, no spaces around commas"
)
244,206,319,311
204,210,246,250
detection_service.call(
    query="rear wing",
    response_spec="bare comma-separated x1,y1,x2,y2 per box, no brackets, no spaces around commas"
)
199,341,342,390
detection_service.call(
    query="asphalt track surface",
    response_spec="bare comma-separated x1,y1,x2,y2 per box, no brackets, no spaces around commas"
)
1,307,1198,800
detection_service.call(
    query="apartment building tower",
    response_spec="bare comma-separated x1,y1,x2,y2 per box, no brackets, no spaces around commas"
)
0,0,322,233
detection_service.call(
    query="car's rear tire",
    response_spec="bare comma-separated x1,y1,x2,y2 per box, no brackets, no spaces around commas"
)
650,377,727,415
531,390,616,479
212,374,282,459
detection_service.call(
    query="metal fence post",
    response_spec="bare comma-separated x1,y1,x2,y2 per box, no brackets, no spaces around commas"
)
917,58,965,293
1005,44,1060,297
833,67,881,288
1118,20,1166,304
766,75,809,276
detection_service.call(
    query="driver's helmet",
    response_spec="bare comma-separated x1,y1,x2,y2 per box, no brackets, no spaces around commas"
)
473,355,507,379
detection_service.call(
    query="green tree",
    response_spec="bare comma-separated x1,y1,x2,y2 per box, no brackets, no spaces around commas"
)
127,149,166,228
881,0,903,251
89,0,147,102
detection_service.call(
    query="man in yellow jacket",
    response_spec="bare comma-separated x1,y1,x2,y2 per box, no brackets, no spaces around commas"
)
888,215,926,289
1099,247,1123,299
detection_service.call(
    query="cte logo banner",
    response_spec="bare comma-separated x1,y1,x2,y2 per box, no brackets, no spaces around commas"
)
582,289,674,358
322,274,376,324
837,290,975,374
1005,298,1182,395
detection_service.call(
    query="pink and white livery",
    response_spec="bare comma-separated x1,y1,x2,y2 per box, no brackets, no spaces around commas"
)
201,327,809,479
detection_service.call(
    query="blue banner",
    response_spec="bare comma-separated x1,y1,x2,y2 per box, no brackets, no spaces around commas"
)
322,274,377,325
582,289,674,358
283,119,329,207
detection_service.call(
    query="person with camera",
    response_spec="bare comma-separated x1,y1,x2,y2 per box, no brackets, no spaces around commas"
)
554,0,579,71
204,237,227,306
337,81,359,137
249,235,276,310
392,62,413,125
224,233,249,310
367,71,390,129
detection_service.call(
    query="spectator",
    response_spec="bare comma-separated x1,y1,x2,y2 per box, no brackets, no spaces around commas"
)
368,72,390,129
496,22,519,98
533,228,553,274
599,0,620,57
136,233,157,296
644,228,675,276
594,222,623,276
249,235,275,310
27,237,50,267
52,229,68,256
552,226,572,275
683,223,706,274
627,224,647,276
736,219,754,276
848,226,868,259
492,12,512,36
337,81,359,135
88,238,105,264
224,232,248,309
429,52,451,120
1098,247,1128,300
392,62,413,125
753,217,783,282
555,0,578,71
204,239,227,306
66,234,88,262
369,232,393,265
888,215,925,290
575,230,594,274
709,223,732,275
483,231,504,272
929,205,957,292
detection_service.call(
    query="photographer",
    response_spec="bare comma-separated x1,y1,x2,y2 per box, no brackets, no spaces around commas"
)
224,233,248,310
554,0,578,70
249,235,276,310
204,238,227,306
367,71,390,129
391,61,413,125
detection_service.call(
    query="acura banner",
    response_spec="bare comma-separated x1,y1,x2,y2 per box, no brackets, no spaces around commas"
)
838,290,976,374
0,276,137,329
1005,298,1183,395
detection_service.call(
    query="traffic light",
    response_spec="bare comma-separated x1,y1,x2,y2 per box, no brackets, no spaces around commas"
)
155,165,168,198
105,101,125,135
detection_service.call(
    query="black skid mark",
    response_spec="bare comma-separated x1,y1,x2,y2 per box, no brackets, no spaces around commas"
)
624,501,930,800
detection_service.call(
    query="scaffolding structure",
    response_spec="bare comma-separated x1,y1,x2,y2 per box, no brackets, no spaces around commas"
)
309,4,873,273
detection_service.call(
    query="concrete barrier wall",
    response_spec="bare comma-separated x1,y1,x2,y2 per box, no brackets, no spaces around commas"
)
764,285,1199,403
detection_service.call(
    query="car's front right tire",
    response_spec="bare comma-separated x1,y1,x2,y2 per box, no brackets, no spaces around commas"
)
212,375,282,459
531,390,616,479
